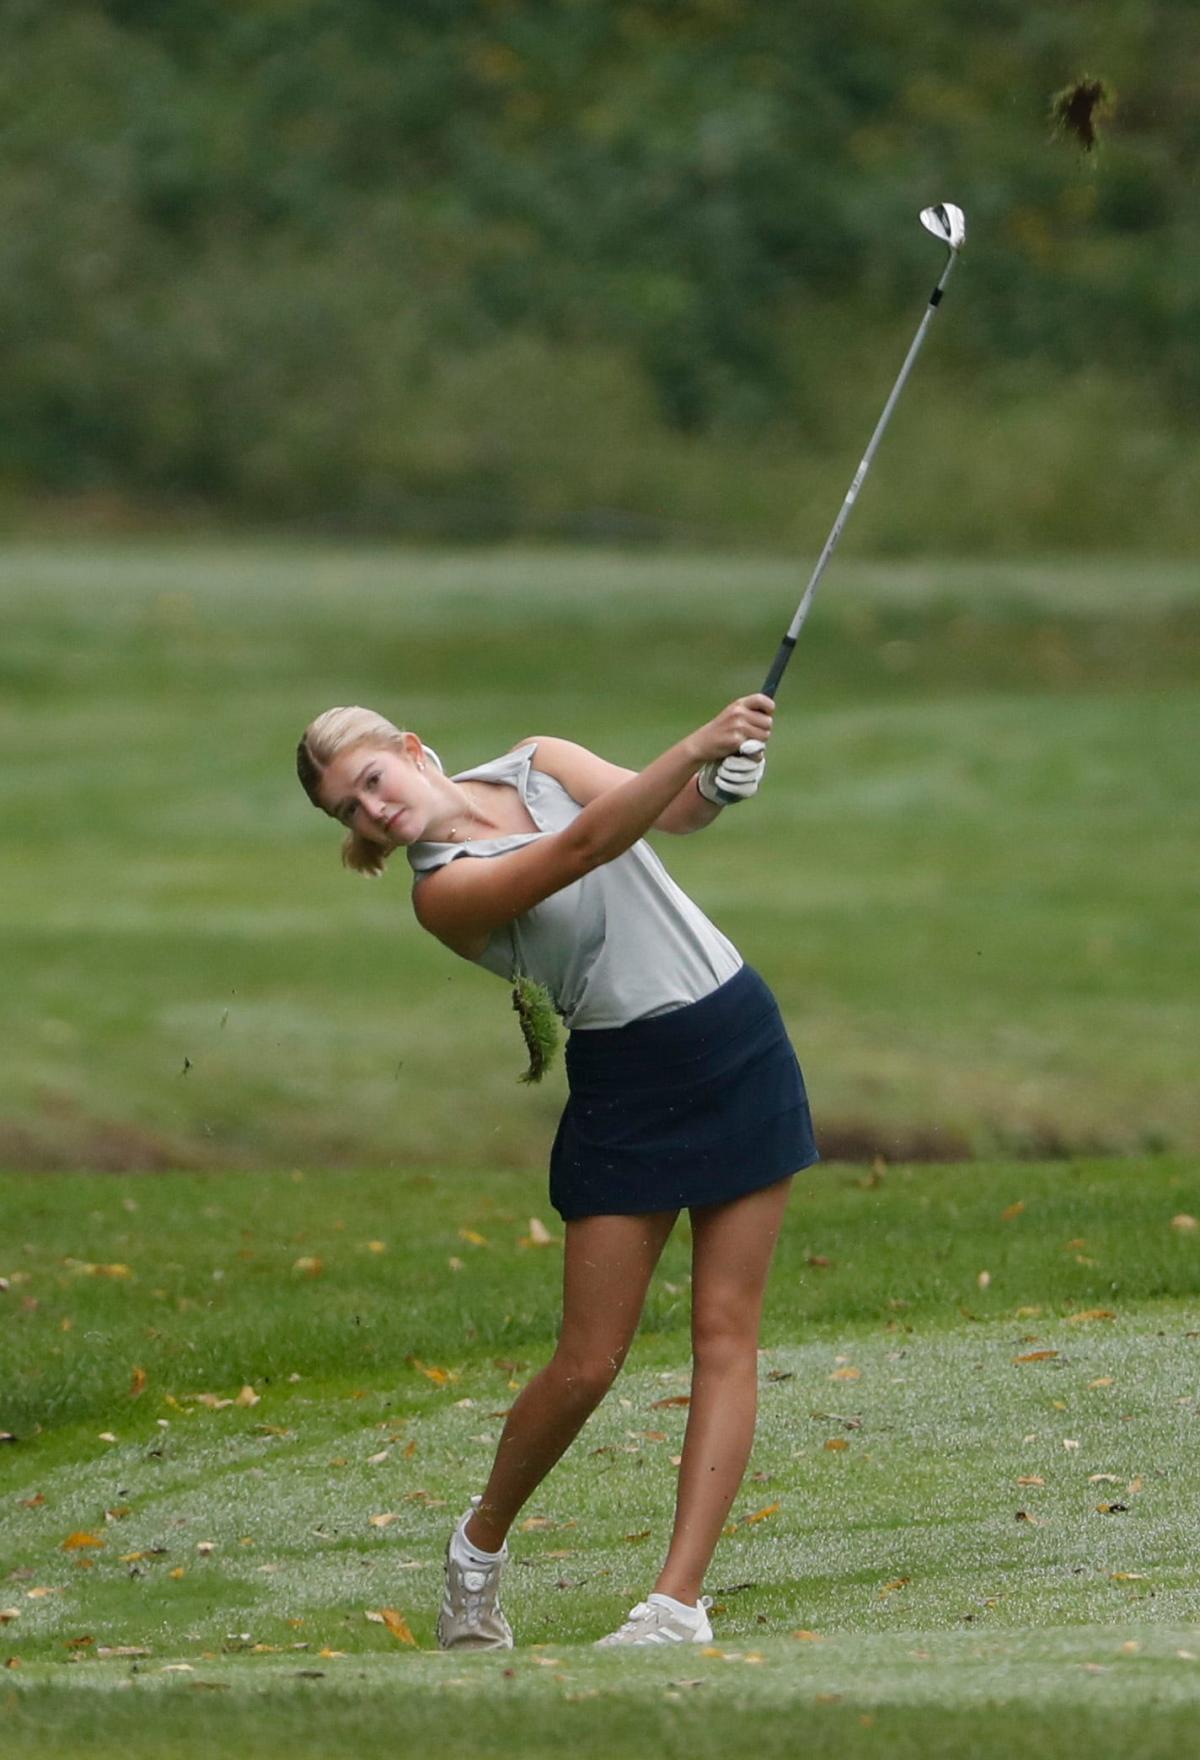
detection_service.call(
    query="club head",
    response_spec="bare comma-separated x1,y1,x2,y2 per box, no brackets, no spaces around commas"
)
920,202,967,252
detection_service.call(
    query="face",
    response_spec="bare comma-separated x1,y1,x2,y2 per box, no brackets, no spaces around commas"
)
315,740,435,850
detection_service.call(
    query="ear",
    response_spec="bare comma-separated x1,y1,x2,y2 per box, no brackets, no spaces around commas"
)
401,731,426,765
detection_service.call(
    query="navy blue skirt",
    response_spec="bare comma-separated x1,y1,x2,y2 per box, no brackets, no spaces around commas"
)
548,963,819,1221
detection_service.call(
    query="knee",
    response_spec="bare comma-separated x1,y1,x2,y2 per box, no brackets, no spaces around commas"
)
691,1301,759,1377
548,1347,625,1410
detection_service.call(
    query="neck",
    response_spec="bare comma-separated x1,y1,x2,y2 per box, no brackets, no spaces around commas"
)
430,779,492,844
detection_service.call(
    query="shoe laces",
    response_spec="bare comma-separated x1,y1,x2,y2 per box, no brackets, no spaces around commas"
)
453,1552,502,1624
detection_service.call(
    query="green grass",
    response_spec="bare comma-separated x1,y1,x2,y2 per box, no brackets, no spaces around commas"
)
3,1161,1200,1755
1,543,1198,1172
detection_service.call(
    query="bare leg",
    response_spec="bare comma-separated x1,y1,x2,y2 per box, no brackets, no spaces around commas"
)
466,1209,677,1553
653,1177,793,1604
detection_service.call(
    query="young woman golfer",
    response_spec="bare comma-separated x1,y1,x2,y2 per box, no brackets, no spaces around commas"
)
296,694,818,1647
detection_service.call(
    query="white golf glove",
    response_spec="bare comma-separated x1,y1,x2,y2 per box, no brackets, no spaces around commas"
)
697,741,766,806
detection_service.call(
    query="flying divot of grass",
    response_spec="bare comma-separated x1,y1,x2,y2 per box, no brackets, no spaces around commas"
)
512,976,560,1084
1050,76,1114,154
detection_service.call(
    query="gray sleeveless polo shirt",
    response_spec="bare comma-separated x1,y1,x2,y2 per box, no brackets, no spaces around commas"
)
406,743,741,1030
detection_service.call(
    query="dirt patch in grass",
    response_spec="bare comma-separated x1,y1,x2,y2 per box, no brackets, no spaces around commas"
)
816,1118,972,1164
0,1113,209,1174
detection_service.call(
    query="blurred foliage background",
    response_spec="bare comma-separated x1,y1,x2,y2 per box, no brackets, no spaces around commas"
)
1,0,1196,550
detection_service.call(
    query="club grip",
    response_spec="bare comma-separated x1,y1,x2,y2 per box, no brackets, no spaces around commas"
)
760,635,797,700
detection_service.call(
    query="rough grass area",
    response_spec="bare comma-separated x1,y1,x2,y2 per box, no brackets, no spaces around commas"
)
2,1161,1198,1754
1,544,1198,1171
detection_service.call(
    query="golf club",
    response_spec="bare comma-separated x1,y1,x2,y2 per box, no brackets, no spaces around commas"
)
717,203,967,801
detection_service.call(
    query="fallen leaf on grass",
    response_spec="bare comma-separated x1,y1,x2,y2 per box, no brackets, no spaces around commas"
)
1066,1309,1116,1324
520,1516,555,1532
1013,1350,1059,1364
458,1229,488,1247
1128,1475,1144,1494
1000,1202,1025,1222
292,1257,323,1277
879,1577,910,1597
1089,1377,1115,1388
624,1529,652,1543
235,1385,260,1408
26,1587,61,1599
1089,1473,1120,1484
1110,1572,1148,1582
369,1513,400,1529
1015,1510,1040,1525
791,1630,823,1642
743,1503,780,1524
0,1609,20,1624
824,1439,849,1452
1095,1503,1129,1515
830,1367,860,1382
1169,1214,1197,1232
128,1366,147,1399
19,1493,45,1509
650,1395,691,1409
97,1645,150,1659
1017,1475,1045,1487
408,1360,458,1386
62,1532,104,1552
318,1648,347,1659
366,1609,417,1646
65,1635,94,1649
523,1217,556,1247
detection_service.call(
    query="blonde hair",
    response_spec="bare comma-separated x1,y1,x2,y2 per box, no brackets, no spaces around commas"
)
296,705,414,877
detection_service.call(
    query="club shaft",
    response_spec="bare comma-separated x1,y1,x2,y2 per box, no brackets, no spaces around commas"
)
760,251,959,699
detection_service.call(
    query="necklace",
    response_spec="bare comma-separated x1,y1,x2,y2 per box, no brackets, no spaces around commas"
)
444,782,483,843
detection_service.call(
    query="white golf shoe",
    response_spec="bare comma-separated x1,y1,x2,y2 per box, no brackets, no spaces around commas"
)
595,1593,713,1647
436,1497,514,1651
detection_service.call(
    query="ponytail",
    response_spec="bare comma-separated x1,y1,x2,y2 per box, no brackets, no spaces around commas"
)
342,829,390,877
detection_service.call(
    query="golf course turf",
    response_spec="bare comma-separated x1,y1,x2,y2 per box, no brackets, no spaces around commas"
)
3,1160,1198,1756
2,543,1197,1751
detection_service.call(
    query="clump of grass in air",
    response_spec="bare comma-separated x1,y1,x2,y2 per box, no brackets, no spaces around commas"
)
1050,74,1114,153
512,975,560,1084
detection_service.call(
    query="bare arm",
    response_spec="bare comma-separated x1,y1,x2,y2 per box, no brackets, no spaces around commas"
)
414,696,773,958
512,736,721,835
